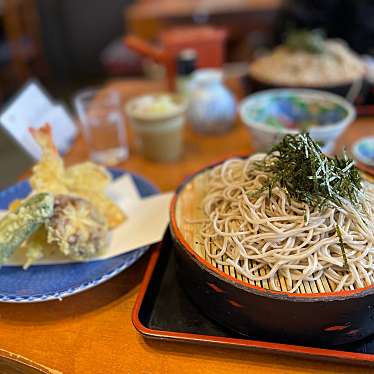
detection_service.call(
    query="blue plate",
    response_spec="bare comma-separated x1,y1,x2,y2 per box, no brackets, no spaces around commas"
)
0,169,158,303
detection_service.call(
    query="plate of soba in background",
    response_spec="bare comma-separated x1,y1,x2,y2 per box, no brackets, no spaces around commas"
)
170,133,374,345
243,30,368,100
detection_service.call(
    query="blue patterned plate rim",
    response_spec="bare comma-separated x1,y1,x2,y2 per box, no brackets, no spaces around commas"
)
0,168,159,303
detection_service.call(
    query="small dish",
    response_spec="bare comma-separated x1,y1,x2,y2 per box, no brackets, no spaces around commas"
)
0,169,158,303
239,89,356,152
353,137,374,167
125,93,187,162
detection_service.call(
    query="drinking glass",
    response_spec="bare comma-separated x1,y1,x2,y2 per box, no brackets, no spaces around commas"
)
74,88,128,165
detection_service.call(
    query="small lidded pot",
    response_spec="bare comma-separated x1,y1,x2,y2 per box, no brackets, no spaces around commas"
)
188,68,236,134
125,93,187,162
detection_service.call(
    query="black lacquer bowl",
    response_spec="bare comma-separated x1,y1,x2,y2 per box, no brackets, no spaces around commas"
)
169,160,374,346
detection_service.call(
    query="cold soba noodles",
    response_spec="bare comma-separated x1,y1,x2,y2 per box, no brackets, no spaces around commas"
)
192,134,374,293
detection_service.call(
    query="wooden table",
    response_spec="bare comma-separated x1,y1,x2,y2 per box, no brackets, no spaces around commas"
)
1,79,374,373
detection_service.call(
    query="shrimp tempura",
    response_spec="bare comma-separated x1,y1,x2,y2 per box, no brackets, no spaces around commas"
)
29,124,126,229
29,125,68,194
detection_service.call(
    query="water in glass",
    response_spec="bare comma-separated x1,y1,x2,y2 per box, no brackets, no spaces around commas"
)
74,89,128,166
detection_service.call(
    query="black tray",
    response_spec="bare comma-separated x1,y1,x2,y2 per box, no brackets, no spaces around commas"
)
132,231,374,367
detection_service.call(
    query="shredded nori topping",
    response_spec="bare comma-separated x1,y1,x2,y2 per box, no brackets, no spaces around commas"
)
255,133,362,209
285,29,326,55
254,133,362,267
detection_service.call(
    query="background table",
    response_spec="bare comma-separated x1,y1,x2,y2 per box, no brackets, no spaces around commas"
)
125,0,281,66
1,79,374,373
126,0,281,50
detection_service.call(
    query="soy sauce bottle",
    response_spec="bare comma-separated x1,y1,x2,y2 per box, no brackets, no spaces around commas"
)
176,49,197,98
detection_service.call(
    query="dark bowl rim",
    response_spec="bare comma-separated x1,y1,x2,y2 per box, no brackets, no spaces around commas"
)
169,155,374,301
246,71,367,90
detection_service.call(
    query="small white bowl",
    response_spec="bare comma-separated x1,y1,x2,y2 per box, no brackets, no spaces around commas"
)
239,89,356,153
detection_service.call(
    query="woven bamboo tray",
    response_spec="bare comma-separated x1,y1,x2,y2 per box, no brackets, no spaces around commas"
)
175,170,372,294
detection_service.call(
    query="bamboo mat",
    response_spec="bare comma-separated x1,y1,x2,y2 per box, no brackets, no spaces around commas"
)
175,172,367,294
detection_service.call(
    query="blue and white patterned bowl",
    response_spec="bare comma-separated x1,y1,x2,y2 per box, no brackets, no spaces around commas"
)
239,89,356,153
0,169,158,303
353,137,374,167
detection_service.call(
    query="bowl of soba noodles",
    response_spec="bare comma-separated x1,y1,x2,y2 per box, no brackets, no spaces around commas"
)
170,133,374,345
239,89,355,153
243,30,367,101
